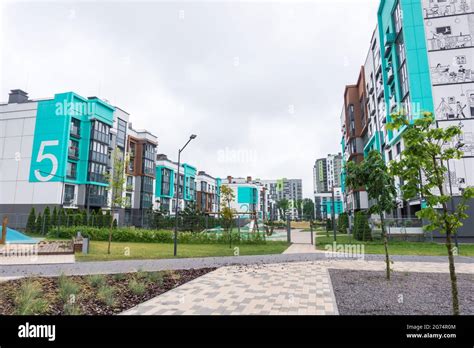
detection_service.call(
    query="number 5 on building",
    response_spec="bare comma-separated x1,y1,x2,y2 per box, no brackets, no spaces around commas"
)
34,140,59,182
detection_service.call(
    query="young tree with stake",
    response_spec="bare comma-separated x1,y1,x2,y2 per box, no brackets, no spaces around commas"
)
345,150,397,280
389,111,474,315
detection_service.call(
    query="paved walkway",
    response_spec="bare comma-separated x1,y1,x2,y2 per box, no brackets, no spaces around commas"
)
283,229,318,254
1,251,473,278
122,259,474,315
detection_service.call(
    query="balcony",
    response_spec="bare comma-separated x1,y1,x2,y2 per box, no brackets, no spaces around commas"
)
91,130,110,145
87,194,108,207
66,169,77,180
89,172,108,184
68,146,79,159
70,125,81,138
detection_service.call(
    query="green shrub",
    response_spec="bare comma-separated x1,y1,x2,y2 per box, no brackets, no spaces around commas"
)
58,274,80,303
147,272,164,285
14,280,49,315
63,303,82,315
112,273,126,281
128,279,147,295
48,226,268,245
43,207,51,235
354,211,372,241
337,213,349,234
97,285,116,306
88,274,106,288
26,208,36,234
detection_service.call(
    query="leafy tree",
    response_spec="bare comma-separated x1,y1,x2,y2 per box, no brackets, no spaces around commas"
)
43,207,51,235
389,111,474,315
96,210,104,228
74,213,82,226
220,185,236,235
104,149,129,254
346,150,396,280
337,212,349,234
302,198,315,221
294,199,303,220
354,211,371,241
81,210,88,226
51,207,58,229
90,210,97,227
59,209,67,227
276,199,290,220
35,212,43,235
26,208,36,234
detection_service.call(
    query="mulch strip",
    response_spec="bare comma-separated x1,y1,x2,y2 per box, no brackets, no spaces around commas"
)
0,268,215,315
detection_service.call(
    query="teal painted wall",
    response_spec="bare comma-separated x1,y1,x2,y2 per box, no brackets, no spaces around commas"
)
155,165,175,198
237,186,257,204
182,164,196,202
29,92,114,185
377,0,434,146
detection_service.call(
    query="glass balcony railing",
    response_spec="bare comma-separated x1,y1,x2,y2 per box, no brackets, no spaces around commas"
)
70,125,80,138
68,146,79,159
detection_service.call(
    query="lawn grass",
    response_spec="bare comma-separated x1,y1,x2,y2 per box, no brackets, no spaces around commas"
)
316,234,474,256
76,241,290,262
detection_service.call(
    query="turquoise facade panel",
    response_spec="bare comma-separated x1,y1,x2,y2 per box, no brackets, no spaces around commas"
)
377,0,434,147
29,92,115,185
237,186,257,204
29,97,69,183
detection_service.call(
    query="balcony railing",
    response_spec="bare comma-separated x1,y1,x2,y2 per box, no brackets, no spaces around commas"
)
70,125,80,138
87,195,108,207
68,146,79,159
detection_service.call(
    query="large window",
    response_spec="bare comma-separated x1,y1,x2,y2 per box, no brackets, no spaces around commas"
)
88,162,107,183
349,104,355,136
161,168,171,196
64,185,75,203
143,158,155,176
66,162,77,180
70,118,81,137
393,2,402,34
143,143,155,161
116,118,127,148
142,176,154,194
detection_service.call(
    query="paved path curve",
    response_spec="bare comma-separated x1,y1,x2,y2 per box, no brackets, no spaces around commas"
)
1,251,473,278
122,259,474,315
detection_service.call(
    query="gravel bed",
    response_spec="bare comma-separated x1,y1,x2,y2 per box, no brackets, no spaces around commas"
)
329,269,474,315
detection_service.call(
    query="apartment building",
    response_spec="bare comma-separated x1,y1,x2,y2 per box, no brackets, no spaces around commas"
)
124,126,158,226
340,0,474,237
421,0,474,197
341,69,370,216
313,154,344,220
154,154,197,215
0,89,159,228
221,176,268,220
261,178,303,220
0,90,111,220
195,171,221,214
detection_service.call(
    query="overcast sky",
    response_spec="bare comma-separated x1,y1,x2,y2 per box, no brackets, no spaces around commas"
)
1,0,378,198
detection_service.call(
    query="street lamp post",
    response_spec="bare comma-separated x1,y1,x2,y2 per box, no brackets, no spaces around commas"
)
173,134,197,257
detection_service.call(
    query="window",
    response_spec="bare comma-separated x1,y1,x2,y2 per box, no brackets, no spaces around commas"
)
393,2,402,34
70,118,81,137
396,142,402,155
66,162,77,180
143,158,155,176
64,185,75,203
388,150,393,161
349,104,355,135
68,139,79,158
116,118,127,148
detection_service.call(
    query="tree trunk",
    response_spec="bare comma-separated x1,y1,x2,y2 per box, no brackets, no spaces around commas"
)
107,210,113,255
380,214,391,280
432,155,460,315
446,229,460,315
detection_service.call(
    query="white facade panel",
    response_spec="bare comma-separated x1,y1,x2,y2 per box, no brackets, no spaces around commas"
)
5,118,24,137
3,137,22,158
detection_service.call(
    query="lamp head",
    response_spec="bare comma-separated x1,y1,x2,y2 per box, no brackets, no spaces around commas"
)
190,134,197,140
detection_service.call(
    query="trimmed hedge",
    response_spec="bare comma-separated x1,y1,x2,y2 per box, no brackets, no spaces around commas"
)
48,226,267,245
